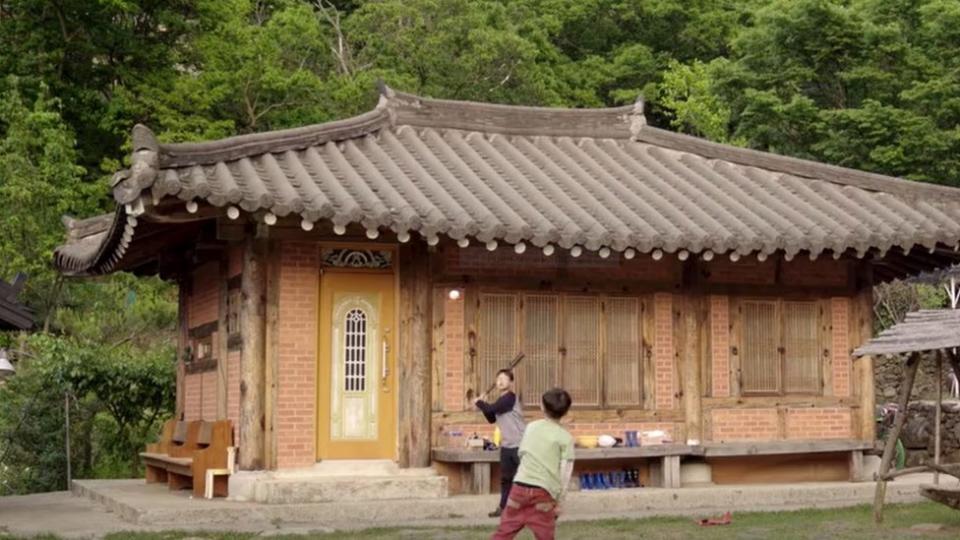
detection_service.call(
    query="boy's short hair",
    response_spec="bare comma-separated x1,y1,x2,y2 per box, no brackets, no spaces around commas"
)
541,388,572,419
496,368,514,381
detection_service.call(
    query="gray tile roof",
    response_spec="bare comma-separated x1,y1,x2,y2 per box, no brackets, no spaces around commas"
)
55,86,960,277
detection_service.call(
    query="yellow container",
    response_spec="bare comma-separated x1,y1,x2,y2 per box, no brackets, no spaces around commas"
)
576,435,599,448
493,427,501,446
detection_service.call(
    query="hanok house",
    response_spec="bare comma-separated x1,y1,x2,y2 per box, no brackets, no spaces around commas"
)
54,87,960,500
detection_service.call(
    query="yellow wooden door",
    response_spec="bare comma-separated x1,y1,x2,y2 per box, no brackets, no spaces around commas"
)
317,271,396,460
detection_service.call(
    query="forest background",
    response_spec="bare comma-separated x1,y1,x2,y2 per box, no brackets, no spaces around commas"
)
1,0,958,494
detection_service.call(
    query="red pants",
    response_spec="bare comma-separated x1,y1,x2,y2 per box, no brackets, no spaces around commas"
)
491,484,558,540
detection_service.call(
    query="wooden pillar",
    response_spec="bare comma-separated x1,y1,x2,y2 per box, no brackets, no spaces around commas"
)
216,254,229,420
238,233,267,470
874,352,920,523
856,287,876,441
263,241,281,470
398,241,433,468
681,295,702,444
176,281,188,419
934,350,943,485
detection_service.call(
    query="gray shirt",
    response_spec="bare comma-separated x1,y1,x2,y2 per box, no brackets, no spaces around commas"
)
476,391,526,448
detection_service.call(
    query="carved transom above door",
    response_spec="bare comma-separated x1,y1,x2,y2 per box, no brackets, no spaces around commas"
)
321,249,392,269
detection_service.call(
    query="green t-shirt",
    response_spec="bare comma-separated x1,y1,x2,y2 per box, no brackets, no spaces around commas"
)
512,418,575,499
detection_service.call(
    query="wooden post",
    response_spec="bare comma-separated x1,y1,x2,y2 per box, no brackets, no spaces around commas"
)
398,242,433,468
935,350,943,485
682,295,702,444
217,254,229,420
874,352,921,523
856,287,876,441
264,241,280,470
176,281,188,419
238,233,267,470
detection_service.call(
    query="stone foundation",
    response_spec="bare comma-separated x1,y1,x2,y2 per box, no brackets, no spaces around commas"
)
898,400,960,465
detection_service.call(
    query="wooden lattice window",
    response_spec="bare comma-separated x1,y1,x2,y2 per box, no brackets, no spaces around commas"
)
604,297,642,406
477,294,518,399
563,296,601,406
343,308,368,392
783,302,821,393
740,299,820,395
521,295,560,406
475,292,645,408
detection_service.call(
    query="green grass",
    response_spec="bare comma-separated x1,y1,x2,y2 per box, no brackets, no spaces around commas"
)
4,502,960,539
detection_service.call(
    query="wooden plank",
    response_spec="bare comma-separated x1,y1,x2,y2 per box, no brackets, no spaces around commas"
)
856,287,876,441
820,298,833,397
434,408,685,425
216,254,229,420
471,462,492,495
641,295,655,410
176,280,188,419
263,240,281,470
849,450,864,482
702,439,873,457
682,295,702,444
702,396,854,409
432,444,700,463
874,352,920,523
729,297,741,398
463,282,479,407
662,455,681,488
238,233,267,470
398,242,433,468
431,287,445,412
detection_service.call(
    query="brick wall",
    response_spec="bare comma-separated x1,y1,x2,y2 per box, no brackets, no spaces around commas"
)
831,297,851,397
785,408,852,439
184,373,202,421
710,295,730,398
654,293,674,409
201,371,217,420
711,408,779,441
276,242,319,468
443,295,465,411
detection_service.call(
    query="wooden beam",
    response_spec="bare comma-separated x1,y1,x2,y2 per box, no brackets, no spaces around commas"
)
874,352,920,523
935,350,943,485
856,286,876,441
264,240,281,470
238,233,267,470
682,295,702,444
398,242,433,467
176,280,188,419
216,254,229,420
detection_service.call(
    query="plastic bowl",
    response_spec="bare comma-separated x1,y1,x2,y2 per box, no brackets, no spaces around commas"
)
577,435,599,448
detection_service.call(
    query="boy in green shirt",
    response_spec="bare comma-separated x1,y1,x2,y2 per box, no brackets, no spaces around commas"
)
492,388,574,540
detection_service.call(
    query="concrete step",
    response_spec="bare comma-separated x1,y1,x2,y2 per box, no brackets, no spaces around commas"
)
254,474,448,503
272,460,437,478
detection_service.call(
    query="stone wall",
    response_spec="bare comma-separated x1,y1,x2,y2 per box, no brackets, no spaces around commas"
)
874,355,957,402
899,401,960,465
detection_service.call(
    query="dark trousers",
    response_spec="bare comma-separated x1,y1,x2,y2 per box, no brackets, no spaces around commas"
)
498,447,521,509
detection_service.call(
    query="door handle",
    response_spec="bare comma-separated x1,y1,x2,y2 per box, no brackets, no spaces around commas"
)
382,340,390,383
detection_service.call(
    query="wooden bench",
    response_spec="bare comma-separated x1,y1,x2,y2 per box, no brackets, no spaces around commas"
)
140,419,233,498
701,439,876,482
433,444,699,494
